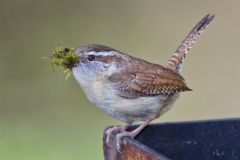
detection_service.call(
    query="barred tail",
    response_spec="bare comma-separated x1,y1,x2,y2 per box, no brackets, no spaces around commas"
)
165,14,215,73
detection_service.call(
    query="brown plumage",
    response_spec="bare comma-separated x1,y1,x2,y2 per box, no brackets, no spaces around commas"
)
109,57,191,99
77,44,191,99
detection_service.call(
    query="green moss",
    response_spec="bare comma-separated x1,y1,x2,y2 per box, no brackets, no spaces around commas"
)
42,47,79,79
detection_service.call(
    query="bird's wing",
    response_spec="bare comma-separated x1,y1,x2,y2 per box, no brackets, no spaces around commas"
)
108,60,191,99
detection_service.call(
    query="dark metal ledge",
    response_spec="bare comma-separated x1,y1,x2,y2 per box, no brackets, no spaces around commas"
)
103,118,240,160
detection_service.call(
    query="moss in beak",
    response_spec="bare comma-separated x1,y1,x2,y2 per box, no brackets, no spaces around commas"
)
43,47,79,79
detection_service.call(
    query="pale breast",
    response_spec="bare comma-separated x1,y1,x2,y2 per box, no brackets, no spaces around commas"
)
73,66,179,123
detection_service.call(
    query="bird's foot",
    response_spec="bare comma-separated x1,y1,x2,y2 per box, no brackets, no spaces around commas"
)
115,131,138,152
115,118,153,152
105,124,130,148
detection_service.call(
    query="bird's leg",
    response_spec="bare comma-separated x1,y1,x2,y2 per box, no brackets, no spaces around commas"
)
115,118,153,152
105,123,131,148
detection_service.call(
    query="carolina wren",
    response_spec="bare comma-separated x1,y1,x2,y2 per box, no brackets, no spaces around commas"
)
72,14,214,151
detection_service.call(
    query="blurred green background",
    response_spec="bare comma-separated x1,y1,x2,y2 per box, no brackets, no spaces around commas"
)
1,0,240,159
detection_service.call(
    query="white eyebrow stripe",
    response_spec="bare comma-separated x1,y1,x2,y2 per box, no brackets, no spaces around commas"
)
86,51,120,56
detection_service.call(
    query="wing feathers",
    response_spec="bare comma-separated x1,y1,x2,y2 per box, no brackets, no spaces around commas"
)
109,60,191,99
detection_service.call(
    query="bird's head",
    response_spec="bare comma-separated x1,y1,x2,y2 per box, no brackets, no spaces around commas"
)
73,44,128,77
44,44,128,79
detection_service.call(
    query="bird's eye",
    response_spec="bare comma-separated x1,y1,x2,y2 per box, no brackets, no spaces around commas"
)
88,55,96,61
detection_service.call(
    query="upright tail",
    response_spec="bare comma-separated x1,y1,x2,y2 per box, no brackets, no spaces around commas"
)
165,14,215,73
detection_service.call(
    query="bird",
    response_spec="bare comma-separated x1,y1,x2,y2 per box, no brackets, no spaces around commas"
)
71,14,214,151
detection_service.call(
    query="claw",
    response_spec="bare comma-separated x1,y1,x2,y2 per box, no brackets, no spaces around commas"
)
116,132,133,153
114,119,154,153
105,126,121,148
105,124,131,149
